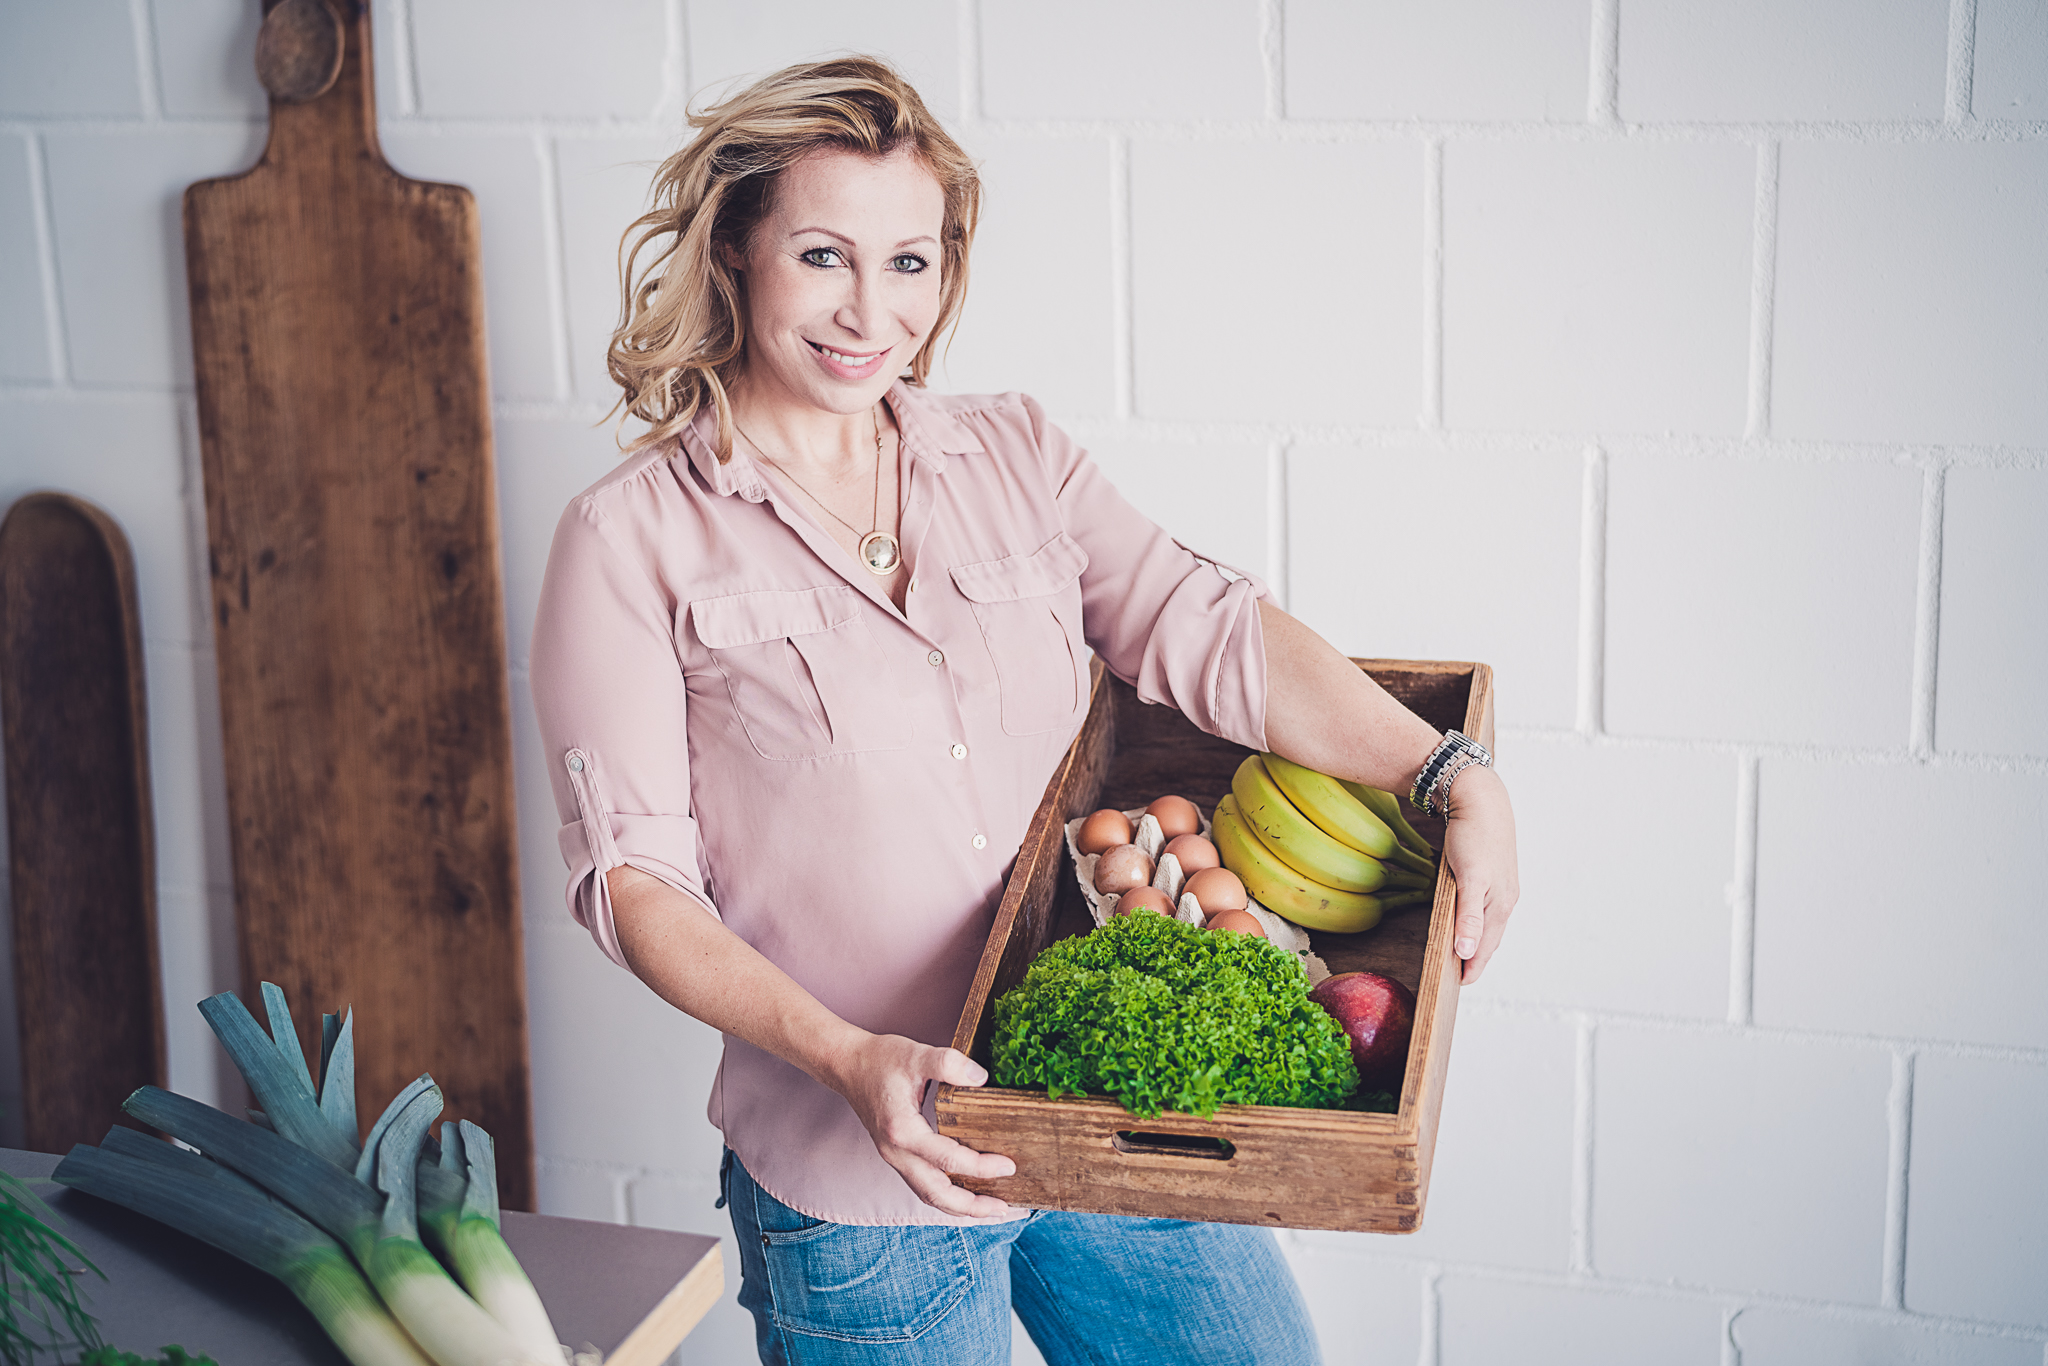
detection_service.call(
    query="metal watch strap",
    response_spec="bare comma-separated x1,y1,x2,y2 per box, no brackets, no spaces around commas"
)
1409,730,1493,817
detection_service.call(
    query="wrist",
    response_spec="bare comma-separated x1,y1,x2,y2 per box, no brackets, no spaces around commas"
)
800,1018,876,1095
1442,761,1505,819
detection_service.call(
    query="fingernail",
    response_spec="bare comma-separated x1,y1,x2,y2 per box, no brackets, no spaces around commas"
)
1455,937,1476,957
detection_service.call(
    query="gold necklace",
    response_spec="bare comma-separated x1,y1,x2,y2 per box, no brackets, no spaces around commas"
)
742,406,901,576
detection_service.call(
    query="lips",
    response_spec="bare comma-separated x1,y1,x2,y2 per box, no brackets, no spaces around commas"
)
808,339,890,379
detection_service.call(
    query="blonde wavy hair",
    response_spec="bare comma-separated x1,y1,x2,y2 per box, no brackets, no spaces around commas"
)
608,57,981,461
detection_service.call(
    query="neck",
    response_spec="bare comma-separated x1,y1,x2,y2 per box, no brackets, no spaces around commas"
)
729,373,882,477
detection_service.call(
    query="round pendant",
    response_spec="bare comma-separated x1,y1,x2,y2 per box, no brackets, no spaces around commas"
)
858,530,901,575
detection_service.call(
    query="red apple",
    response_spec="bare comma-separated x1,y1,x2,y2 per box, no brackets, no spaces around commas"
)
1309,972,1417,1084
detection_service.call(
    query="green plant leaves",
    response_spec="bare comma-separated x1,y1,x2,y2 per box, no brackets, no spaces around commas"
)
990,915,1359,1118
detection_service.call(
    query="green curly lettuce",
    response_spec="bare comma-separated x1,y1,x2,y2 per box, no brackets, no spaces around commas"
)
990,913,1360,1118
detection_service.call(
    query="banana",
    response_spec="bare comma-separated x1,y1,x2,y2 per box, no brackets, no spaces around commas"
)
1260,752,1399,859
1340,780,1438,875
1231,756,1387,893
1212,794,1385,934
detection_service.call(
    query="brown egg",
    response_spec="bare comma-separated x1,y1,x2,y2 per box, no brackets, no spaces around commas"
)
1077,808,1134,856
1207,909,1267,938
1145,795,1202,840
1164,833,1219,873
1114,886,1175,917
1184,866,1248,917
1093,844,1155,896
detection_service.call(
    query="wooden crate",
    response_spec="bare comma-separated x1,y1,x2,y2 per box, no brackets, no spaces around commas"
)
934,657,1493,1233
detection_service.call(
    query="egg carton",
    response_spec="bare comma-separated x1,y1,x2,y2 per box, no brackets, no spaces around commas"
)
1064,805,1330,983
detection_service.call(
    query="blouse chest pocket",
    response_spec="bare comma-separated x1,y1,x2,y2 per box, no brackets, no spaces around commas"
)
949,533,1091,738
690,586,912,761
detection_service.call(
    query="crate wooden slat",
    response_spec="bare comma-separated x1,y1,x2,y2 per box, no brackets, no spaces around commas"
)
934,657,1493,1233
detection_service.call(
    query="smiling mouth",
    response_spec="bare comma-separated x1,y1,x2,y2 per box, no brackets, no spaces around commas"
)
809,341,888,367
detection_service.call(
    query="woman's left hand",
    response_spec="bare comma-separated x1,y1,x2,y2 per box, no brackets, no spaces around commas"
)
1438,764,1519,984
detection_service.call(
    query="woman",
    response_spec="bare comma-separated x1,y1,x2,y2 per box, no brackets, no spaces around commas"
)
532,57,1518,1365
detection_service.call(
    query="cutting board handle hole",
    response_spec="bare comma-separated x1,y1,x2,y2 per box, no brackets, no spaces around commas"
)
1112,1131,1235,1161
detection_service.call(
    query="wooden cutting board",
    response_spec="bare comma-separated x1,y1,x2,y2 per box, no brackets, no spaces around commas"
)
0,494,165,1154
182,0,532,1205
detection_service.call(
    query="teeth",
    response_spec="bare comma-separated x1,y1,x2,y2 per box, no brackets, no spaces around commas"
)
819,346,880,366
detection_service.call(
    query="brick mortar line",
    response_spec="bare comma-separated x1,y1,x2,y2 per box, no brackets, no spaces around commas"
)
534,133,576,404
1421,138,1444,431
1881,1049,1915,1309
5,115,2047,144
1588,0,1620,127
389,0,422,117
1260,0,1286,123
1946,0,1980,124
1743,142,1780,440
127,0,163,122
1456,994,2048,1066
1727,750,1760,1025
1909,465,1948,756
956,0,981,125
1287,1250,2048,1340
1266,440,1290,608
1109,136,1135,419
6,389,2046,471
1489,723,2048,774
24,133,69,384
1570,1016,1595,1275
1573,445,1606,736
658,0,689,124
1049,422,2048,466
1419,1268,1441,1366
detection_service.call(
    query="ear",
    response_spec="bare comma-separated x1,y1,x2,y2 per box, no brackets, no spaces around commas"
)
715,237,745,272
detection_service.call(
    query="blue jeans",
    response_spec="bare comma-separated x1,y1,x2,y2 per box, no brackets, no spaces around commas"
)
721,1149,1322,1366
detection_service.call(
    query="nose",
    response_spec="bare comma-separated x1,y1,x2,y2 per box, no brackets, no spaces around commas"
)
832,262,888,343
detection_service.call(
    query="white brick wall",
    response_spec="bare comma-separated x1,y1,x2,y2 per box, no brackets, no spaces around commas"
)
2,3,2043,1362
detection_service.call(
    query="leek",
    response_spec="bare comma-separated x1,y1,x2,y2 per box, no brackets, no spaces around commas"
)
124,1086,545,1366
365,1088,546,1366
355,1075,436,1187
197,991,358,1169
320,1008,358,1140
185,987,561,1366
55,1135,429,1366
419,1121,562,1359
262,982,318,1098
123,1087,382,1258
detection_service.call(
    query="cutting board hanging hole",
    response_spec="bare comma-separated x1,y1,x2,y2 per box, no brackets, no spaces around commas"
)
257,0,344,104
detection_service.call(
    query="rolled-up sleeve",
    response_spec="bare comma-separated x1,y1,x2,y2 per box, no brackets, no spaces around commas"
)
530,494,717,970
1024,396,1275,752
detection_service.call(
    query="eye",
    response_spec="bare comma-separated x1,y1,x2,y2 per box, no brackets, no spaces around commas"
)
890,253,930,274
799,246,843,268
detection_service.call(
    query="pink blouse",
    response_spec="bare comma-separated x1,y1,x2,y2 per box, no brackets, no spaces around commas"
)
531,382,1273,1224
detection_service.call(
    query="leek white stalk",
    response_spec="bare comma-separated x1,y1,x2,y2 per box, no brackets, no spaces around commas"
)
419,1121,562,1359
57,1134,430,1366
367,1088,548,1366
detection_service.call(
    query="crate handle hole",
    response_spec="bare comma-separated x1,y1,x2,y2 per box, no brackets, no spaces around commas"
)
1112,1130,1235,1160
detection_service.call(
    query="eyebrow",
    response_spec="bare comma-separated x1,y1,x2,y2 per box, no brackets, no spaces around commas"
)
790,228,939,249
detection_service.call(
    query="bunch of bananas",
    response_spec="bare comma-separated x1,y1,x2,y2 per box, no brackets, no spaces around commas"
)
1212,754,1439,934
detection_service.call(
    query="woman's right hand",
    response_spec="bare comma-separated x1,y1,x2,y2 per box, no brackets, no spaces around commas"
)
819,1029,1018,1219
610,866,1017,1218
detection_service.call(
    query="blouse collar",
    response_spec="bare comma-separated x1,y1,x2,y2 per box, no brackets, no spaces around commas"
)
677,380,985,504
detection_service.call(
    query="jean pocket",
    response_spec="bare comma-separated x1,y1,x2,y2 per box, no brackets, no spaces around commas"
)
760,1221,976,1343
